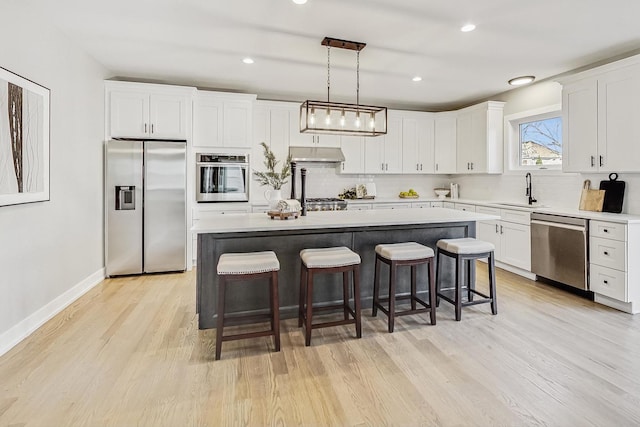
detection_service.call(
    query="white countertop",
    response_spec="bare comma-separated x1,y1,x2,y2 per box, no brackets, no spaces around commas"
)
340,197,640,224
192,207,500,234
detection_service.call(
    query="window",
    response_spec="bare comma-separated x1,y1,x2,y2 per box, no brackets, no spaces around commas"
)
506,105,562,171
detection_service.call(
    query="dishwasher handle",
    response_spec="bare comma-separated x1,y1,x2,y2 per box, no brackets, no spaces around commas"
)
531,219,587,232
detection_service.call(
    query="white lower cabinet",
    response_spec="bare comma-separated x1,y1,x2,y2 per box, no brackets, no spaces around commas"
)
476,206,531,271
347,203,372,211
589,220,640,313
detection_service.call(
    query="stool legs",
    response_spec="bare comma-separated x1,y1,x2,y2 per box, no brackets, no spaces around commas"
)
489,252,498,315
300,263,361,346
373,254,436,332
215,276,227,361
436,247,498,321
372,257,381,317
271,271,281,352
305,267,314,346
455,255,463,321
215,271,281,361
354,265,362,338
428,258,436,326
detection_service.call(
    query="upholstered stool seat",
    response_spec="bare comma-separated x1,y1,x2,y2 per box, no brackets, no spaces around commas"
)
215,251,280,360
373,242,436,332
435,238,497,321
298,247,362,346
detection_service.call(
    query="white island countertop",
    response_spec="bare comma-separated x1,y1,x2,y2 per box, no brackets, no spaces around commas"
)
192,207,499,234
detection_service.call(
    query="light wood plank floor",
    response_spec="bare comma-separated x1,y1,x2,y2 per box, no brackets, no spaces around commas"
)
2,265,640,426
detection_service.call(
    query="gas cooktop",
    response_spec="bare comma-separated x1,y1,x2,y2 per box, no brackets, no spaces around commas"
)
304,198,348,211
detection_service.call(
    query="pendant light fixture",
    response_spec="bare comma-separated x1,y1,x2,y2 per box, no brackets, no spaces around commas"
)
300,37,387,137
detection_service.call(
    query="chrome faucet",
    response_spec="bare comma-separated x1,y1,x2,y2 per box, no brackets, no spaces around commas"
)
526,173,537,205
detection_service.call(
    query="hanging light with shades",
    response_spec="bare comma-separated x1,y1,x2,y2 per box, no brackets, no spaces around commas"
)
300,37,387,137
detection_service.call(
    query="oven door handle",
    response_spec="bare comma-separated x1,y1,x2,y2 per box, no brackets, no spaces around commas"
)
531,219,586,232
196,162,248,167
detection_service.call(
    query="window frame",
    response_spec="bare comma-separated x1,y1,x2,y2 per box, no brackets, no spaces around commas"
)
505,104,562,173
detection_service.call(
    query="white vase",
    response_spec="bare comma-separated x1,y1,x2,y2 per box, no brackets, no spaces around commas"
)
264,189,283,210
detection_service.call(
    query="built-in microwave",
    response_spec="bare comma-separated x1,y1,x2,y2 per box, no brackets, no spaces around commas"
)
196,153,249,202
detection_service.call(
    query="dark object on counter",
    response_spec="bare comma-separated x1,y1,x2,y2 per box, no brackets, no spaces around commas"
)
599,173,626,213
300,168,307,216
290,162,297,199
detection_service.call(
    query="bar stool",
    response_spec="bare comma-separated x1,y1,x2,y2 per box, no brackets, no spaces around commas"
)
215,251,280,360
372,242,436,332
435,238,497,321
298,246,362,346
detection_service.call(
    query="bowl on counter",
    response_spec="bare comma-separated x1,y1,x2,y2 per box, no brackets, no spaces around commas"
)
434,188,450,199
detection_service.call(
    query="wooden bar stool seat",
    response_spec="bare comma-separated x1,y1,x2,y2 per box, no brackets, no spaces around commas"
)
372,242,436,332
435,238,497,321
298,246,362,346
215,251,281,360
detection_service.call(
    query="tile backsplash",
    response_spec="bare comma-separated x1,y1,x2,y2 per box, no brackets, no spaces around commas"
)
251,166,639,215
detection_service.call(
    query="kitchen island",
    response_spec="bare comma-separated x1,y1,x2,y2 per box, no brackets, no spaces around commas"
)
193,207,498,329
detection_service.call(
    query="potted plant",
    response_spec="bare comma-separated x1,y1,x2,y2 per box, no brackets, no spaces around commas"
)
253,142,292,209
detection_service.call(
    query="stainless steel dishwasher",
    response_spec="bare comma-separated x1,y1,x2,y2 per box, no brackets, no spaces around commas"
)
531,213,589,290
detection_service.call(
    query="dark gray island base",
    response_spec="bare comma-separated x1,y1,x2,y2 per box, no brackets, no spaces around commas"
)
196,217,478,329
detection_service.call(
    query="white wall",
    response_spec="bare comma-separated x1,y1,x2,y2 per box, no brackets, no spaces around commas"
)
0,2,108,355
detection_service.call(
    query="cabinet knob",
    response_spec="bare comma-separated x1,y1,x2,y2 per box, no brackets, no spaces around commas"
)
144,123,148,133
599,155,604,167
151,124,154,134
500,225,504,234
495,224,499,233
420,164,423,171
603,229,609,233
591,156,595,167
604,251,609,256
603,280,609,284
435,163,439,171
416,163,419,171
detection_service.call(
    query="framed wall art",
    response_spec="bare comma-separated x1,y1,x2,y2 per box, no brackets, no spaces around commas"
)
0,67,50,207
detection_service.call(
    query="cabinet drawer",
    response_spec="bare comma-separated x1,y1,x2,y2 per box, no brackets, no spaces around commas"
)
348,203,372,210
590,220,626,241
454,203,476,212
443,202,455,209
430,201,444,208
412,202,433,209
590,264,627,301
500,209,530,225
476,206,501,216
590,236,626,271
375,203,411,209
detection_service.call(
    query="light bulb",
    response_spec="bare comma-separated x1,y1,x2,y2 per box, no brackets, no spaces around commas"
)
369,113,375,129
340,110,346,127
355,112,361,128
309,107,315,125
325,108,331,125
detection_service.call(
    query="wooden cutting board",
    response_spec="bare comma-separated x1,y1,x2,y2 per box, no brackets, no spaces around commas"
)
579,179,605,211
599,173,626,213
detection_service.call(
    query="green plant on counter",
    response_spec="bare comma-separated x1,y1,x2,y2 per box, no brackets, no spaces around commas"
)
253,142,292,190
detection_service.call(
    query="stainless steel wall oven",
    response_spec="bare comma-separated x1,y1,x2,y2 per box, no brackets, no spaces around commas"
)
196,153,249,202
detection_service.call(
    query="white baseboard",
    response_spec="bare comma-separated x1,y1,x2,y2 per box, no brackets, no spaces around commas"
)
594,293,639,314
0,267,106,358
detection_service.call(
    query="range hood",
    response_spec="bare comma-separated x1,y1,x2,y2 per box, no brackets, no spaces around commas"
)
289,146,345,164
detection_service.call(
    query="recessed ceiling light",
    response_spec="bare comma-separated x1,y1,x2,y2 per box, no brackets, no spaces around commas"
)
292,0,307,4
461,24,476,32
412,76,422,82
242,57,254,64
508,75,535,86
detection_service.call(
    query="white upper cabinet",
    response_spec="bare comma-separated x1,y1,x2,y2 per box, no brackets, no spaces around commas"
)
402,113,435,174
561,56,640,173
365,114,402,173
340,135,365,174
289,104,340,147
194,91,255,148
433,114,457,174
456,101,504,174
107,82,193,140
562,79,599,172
252,101,292,172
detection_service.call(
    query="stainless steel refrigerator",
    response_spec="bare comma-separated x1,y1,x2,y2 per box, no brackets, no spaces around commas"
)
105,139,186,276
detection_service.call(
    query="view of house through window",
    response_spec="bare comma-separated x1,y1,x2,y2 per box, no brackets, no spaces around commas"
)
519,116,562,167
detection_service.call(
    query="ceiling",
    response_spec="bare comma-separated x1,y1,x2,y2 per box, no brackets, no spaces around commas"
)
24,0,640,110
